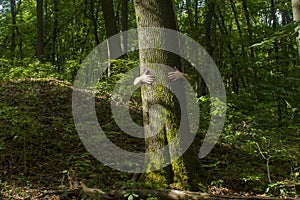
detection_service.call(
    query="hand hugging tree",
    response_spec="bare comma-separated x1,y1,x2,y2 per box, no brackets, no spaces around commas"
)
133,0,204,191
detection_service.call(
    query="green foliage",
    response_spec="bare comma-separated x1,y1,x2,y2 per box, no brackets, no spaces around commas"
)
146,196,159,200
264,181,299,197
210,179,224,188
124,191,139,200
96,59,139,98
0,0,299,198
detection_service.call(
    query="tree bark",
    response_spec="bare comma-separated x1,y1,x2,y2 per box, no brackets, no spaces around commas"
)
242,0,256,80
215,5,240,94
133,0,204,191
242,0,252,50
10,0,16,61
101,0,121,50
271,0,279,65
229,0,244,56
90,0,100,46
121,0,128,55
292,0,300,58
241,0,254,59
194,0,199,30
101,0,122,76
52,0,58,65
9,0,23,61
37,0,44,60
201,0,216,96
229,0,249,86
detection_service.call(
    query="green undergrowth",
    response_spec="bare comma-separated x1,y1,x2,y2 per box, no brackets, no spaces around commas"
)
0,78,299,199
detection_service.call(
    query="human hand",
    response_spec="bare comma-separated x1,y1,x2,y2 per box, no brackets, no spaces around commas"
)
134,69,155,85
168,67,185,81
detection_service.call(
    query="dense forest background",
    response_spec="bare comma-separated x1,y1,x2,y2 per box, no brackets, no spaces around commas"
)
0,0,300,199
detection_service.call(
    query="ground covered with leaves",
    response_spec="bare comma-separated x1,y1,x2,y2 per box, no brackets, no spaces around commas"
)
0,79,299,199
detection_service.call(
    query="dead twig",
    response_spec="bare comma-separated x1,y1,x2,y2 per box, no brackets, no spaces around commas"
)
256,142,272,183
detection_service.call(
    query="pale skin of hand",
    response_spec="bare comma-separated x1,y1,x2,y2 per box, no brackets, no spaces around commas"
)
134,67,188,85
133,69,155,85
168,67,189,81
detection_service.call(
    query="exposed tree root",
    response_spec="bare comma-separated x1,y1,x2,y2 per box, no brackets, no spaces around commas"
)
38,182,298,200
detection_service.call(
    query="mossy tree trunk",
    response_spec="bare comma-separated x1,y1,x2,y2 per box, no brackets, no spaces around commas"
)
133,0,205,191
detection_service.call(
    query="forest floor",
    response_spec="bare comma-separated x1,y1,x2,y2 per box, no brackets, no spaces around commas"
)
0,79,299,199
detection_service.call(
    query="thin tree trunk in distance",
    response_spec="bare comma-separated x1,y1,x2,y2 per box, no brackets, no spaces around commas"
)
37,0,44,60
101,0,121,46
216,5,240,94
229,0,244,56
271,0,279,64
292,0,300,58
10,0,16,61
229,0,248,86
121,0,128,55
242,0,252,51
194,0,199,29
52,0,58,66
201,0,215,96
90,0,100,45
101,0,122,76
9,0,23,61
242,0,256,80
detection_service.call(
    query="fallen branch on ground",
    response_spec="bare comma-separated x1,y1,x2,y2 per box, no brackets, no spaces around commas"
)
38,182,298,200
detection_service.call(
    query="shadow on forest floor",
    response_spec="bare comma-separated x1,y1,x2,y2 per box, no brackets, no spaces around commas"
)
0,79,299,199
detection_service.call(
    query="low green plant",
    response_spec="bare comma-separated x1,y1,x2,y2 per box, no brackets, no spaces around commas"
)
124,191,139,200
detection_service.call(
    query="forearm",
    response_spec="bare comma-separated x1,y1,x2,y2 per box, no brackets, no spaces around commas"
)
134,76,142,85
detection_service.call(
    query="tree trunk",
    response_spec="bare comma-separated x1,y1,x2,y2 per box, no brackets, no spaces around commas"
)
271,0,279,65
9,0,23,61
10,0,16,61
52,0,58,66
101,0,121,55
229,0,244,56
292,0,300,58
37,0,44,60
133,0,205,191
90,0,100,46
241,0,256,80
121,0,128,55
101,0,122,76
229,0,249,86
200,0,216,96
242,0,252,52
194,0,199,31
216,5,240,94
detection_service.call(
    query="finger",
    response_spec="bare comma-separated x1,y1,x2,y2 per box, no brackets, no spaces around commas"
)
147,75,155,79
145,79,154,83
145,79,154,84
168,75,175,80
168,72,178,77
168,72,175,77
144,69,150,75
145,75,155,81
